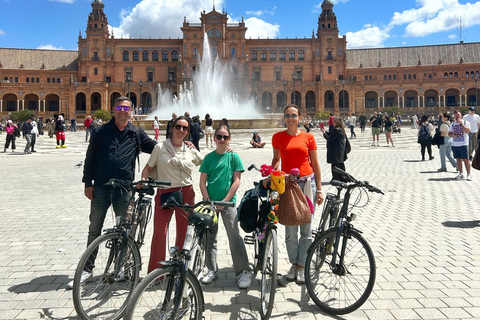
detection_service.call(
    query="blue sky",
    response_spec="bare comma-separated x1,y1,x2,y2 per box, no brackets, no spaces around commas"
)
1,0,480,50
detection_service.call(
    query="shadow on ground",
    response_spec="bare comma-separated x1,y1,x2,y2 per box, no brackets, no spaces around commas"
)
442,220,480,228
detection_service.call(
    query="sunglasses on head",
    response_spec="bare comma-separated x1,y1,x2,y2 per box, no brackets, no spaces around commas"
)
284,114,298,119
215,134,230,140
174,124,189,131
115,106,131,111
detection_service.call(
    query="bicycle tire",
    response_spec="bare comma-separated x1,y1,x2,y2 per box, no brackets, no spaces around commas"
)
135,199,152,247
260,227,277,320
73,232,141,320
317,196,337,235
192,233,207,279
305,228,375,315
124,266,204,320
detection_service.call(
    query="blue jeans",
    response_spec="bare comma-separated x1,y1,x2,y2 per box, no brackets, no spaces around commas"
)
85,186,130,271
439,137,456,170
85,128,92,142
284,179,316,267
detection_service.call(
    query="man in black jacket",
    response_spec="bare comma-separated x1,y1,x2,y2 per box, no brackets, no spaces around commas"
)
22,116,34,154
67,96,156,289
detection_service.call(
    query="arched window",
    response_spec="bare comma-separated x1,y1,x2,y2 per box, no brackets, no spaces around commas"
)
384,75,388,81
142,51,149,61
444,72,448,78
162,51,168,61
466,72,470,77
374,75,377,81
289,50,295,61
15,77,18,83
123,50,129,61
132,50,139,61
26,77,30,83
408,74,412,80
36,77,40,83
369,75,372,81
152,50,159,61
270,50,276,61
388,75,392,81
471,71,475,77
47,78,51,83
207,28,221,38
403,74,407,80
413,74,416,79
172,50,179,61
454,72,458,78
52,78,56,83
57,77,61,83
251,50,258,61
279,50,286,61
298,50,305,61
365,76,368,81
9,77,13,82
449,72,453,78
260,50,267,61
31,77,34,83
393,75,396,80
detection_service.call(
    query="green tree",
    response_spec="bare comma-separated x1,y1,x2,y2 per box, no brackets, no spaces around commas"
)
93,109,112,122
314,110,331,120
382,106,399,116
9,110,35,123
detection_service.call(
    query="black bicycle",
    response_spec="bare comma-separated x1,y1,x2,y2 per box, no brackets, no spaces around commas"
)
124,197,234,320
72,178,170,320
305,167,384,315
241,164,281,320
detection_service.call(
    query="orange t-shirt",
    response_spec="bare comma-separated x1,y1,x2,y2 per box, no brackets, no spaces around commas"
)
272,131,317,176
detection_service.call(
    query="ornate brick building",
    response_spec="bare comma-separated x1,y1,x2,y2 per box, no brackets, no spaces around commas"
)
1,0,480,120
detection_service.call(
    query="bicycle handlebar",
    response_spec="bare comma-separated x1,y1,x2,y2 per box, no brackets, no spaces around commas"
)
331,168,384,195
104,178,171,189
160,196,235,210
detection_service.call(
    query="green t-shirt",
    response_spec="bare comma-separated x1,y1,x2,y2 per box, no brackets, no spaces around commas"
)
199,151,244,203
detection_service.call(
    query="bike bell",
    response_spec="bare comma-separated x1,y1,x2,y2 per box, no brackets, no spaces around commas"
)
193,205,218,229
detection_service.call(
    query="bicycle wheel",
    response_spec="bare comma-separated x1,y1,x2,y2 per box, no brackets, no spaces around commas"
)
305,228,375,315
192,233,207,279
124,266,204,320
260,227,277,320
73,232,141,320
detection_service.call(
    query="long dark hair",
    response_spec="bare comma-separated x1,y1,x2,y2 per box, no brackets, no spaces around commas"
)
420,114,429,126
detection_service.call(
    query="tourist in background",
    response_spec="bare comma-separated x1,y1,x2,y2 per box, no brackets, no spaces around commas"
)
191,115,202,151
449,110,471,180
370,112,381,146
438,112,456,172
271,104,323,284
84,115,93,142
347,113,356,138
204,113,214,148
359,113,367,132
22,116,34,154
142,115,203,273
250,131,266,148
321,117,348,182
418,114,435,161
30,119,39,152
47,117,55,138
463,107,480,161
153,116,161,141
199,125,252,289
166,112,177,139
71,117,77,132
220,118,230,129
4,120,17,152
55,114,67,148
383,114,395,147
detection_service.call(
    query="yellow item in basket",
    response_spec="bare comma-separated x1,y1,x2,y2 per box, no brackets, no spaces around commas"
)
270,170,286,194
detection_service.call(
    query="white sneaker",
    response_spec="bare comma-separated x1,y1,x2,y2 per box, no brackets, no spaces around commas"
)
466,174,472,181
201,270,218,285
286,265,297,281
455,173,465,180
371,143,375,146
237,270,252,289
295,267,305,284
67,270,92,289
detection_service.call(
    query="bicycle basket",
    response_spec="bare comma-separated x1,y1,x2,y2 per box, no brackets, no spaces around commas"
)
192,205,218,229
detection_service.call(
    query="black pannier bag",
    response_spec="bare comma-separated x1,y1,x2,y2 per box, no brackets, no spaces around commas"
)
237,182,269,233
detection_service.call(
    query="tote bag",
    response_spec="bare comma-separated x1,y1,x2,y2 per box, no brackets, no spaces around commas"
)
276,179,311,226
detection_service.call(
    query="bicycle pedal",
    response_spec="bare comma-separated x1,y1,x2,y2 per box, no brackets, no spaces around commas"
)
244,235,255,245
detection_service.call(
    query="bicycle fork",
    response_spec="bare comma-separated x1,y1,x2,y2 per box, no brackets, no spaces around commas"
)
330,223,351,277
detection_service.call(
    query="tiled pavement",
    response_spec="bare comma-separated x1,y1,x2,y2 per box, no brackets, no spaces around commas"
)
1,124,479,320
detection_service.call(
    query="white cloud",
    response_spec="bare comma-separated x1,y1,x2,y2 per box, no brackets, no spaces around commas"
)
246,10,264,17
345,25,390,49
110,0,225,39
244,17,280,39
448,34,456,39
0,29,5,36
110,0,279,40
48,0,75,3
37,44,64,50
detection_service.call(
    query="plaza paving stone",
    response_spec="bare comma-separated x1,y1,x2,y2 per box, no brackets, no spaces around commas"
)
0,123,479,319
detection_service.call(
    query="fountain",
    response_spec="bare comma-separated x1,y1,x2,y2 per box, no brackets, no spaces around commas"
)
139,34,281,129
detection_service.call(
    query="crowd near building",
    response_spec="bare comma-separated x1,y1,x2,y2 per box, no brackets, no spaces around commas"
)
1,0,480,122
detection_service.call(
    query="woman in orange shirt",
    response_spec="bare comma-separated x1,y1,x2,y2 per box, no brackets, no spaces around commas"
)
271,104,324,284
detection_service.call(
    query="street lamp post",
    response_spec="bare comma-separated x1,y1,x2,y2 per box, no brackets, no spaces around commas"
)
292,73,296,105
475,76,478,107
125,73,131,99
342,80,345,111
283,80,287,108
139,79,143,113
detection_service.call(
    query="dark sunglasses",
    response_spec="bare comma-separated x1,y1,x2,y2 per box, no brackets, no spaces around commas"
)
284,114,298,119
216,134,230,140
174,124,189,131
115,106,131,111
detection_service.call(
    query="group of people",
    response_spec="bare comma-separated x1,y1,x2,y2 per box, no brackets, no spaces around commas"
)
69,98,324,293
3,116,42,153
369,111,397,147
418,108,479,180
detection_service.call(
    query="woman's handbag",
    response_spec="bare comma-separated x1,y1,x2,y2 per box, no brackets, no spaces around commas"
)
431,129,444,146
276,179,311,226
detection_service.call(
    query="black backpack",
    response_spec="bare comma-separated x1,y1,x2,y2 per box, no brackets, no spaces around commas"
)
237,183,269,233
419,125,431,141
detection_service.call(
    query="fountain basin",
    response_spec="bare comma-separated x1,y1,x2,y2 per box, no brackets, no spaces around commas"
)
133,116,283,130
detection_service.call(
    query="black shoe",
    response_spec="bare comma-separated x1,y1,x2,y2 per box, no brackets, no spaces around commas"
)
422,158,425,161
429,156,434,160
469,156,473,161
31,150,37,153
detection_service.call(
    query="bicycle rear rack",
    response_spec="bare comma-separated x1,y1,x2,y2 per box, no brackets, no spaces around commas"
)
244,235,255,245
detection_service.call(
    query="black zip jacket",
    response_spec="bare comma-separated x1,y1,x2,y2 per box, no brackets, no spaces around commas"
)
82,118,156,188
